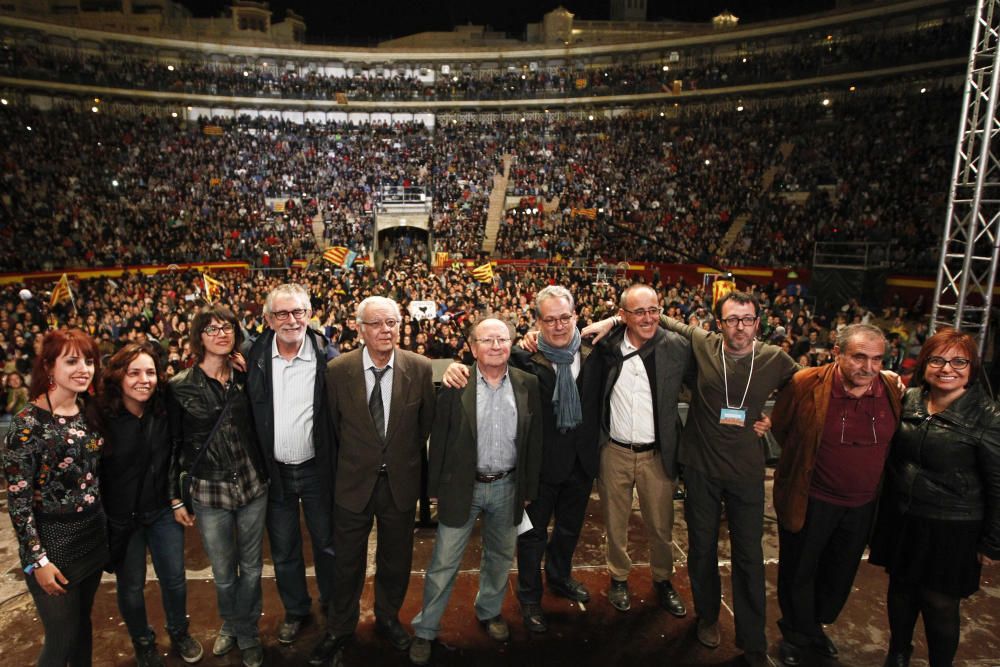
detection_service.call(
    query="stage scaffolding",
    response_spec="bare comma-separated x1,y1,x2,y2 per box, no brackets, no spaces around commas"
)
932,0,1000,353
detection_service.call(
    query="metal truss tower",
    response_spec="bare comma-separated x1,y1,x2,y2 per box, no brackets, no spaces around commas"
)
932,0,1000,353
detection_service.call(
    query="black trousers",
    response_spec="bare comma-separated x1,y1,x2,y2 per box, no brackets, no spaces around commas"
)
684,467,767,653
777,497,874,646
26,568,102,667
327,474,416,636
516,461,593,605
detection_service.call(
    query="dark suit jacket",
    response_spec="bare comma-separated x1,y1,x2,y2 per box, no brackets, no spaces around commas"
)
246,328,336,502
594,326,695,480
429,364,543,528
510,343,602,483
326,347,435,514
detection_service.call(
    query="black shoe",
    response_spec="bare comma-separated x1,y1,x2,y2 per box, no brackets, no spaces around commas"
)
744,651,778,667
779,641,803,666
609,578,630,612
133,634,165,667
548,577,591,603
308,633,350,666
883,646,912,667
654,580,687,617
375,617,412,651
521,602,548,633
278,615,309,645
812,631,838,658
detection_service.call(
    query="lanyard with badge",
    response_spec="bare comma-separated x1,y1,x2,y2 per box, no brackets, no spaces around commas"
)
720,341,755,427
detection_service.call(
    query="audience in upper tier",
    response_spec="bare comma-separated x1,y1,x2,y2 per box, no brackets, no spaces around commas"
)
1,21,967,101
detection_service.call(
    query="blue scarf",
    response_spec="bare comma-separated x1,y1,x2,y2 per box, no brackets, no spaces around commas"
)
538,327,583,431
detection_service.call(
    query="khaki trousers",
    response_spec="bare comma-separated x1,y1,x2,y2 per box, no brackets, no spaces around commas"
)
597,441,676,582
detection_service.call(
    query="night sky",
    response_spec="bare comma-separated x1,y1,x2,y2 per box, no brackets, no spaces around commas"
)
177,0,836,45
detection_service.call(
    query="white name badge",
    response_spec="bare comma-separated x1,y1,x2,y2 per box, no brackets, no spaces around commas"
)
719,408,747,427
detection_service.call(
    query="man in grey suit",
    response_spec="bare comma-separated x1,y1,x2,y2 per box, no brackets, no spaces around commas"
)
409,318,543,666
309,296,436,665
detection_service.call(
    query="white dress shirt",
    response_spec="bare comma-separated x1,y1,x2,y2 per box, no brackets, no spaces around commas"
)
609,333,656,444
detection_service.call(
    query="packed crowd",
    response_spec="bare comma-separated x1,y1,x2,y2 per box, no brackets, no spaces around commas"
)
492,87,959,272
0,84,961,274
1,20,967,102
0,260,932,419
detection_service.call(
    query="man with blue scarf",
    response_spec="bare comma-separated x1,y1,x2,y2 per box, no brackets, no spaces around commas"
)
441,285,601,633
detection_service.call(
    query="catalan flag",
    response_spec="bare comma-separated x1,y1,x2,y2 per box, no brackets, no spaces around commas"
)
712,278,736,305
323,246,349,266
471,262,494,283
571,207,598,220
335,92,348,105
202,272,224,301
203,124,224,137
49,273,73,308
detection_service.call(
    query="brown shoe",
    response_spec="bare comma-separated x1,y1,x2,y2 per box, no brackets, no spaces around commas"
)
697,618,721,649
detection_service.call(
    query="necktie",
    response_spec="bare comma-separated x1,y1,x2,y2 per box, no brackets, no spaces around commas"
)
369,366,388,440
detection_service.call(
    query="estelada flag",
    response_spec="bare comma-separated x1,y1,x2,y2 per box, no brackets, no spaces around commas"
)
712,279,736,305
471,263,494,283
49,273,72,308
202,272,224,301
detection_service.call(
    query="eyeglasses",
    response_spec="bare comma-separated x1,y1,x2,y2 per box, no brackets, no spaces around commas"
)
361,319,399,330
203,324,234,336
270,308,308,321
926,356,971,370
622,307,662,318
476,337,512,346
722,316,758,328
539,314,574,326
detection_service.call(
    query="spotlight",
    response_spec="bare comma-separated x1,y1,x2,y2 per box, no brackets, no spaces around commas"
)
167,65,174,71
0,98,6,105
171,112,178,117
737,105,744,112
822,98,831,106
91,106,98,113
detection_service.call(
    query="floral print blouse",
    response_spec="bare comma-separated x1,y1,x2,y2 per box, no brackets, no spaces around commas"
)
2,403,104,569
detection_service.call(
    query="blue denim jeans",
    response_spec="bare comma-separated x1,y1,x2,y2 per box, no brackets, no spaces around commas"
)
266,459,333,618
195,492,267,649
412,476,516,641
115,507,189,641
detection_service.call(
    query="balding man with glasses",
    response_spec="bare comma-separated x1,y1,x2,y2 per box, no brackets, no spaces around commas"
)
770,324,901,666
310,296,435,665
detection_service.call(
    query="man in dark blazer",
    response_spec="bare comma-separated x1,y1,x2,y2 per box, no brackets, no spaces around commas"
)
592,283,695,618
409,318,543,666
440,285,601,633
245,283,335,644
309,296,435,665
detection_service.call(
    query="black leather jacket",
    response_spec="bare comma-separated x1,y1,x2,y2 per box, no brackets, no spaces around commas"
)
166,365,266,499
886,384,1000,558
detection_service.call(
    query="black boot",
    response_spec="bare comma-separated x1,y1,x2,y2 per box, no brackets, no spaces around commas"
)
882,645,912,667
133,634,165,667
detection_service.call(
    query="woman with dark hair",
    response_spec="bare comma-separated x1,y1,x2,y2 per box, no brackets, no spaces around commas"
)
98,342,203,666
870,327,1000,666
2,329,107,666
5,370,29,415
167,306,268,667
